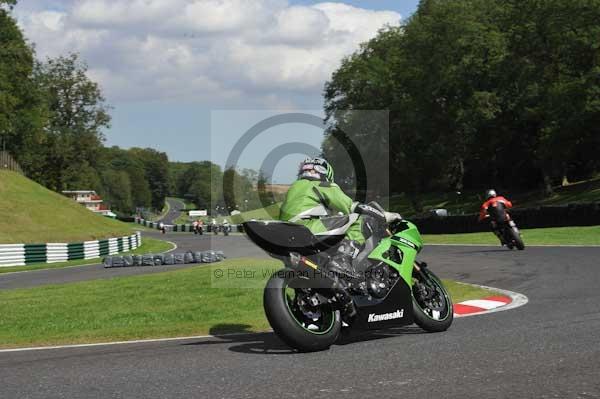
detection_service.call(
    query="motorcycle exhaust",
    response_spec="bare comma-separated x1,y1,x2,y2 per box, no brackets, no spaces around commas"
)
287,252,356,315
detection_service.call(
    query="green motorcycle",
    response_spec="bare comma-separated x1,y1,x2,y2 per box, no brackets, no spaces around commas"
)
243,206,453,352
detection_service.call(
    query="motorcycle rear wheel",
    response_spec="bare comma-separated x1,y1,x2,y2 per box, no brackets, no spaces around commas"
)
264,268,341,352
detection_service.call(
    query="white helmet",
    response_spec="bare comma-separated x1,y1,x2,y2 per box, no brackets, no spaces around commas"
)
298,157,334,182
485,189,497,199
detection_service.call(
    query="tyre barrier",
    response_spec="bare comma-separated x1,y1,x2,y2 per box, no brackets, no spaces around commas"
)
103,250,225,268
134,217,243,233
0,232,142,267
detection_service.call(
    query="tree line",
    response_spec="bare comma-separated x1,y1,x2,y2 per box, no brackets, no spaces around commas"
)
323,0,600,211
170,162,270,215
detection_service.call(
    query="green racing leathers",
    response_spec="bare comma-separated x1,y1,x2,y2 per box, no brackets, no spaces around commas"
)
279,178,365,244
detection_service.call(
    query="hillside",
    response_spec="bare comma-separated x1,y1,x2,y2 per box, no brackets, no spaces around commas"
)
0,171,135,244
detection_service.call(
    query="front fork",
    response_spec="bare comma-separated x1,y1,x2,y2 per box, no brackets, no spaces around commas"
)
413,261,441,303
413,261,432,287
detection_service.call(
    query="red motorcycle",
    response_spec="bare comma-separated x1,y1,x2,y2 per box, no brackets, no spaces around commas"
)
484,201,525,250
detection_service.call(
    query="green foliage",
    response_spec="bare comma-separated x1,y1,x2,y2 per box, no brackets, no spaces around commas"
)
223,167,263,213
35,53,111,191
170,162,264,216
128,148,170,210
324,0,600,211
174,161,221,209
100,146,153,212
0,7,47,178
101,169,133,213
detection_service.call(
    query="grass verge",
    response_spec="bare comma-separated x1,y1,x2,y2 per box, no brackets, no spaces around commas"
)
0,257,497,348
174,215,189,224
0,237,175,274
229,203,281,224
423,225,600,246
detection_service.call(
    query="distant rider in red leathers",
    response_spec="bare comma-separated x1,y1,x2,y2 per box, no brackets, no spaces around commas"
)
479,189,513,241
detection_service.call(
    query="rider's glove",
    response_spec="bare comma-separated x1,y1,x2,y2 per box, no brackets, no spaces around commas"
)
384,212,402,223
351,202,386,222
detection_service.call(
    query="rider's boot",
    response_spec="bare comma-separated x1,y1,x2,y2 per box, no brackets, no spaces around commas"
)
324,239,364,317
330,277,357,318
490,222,503,244
326,239,362,280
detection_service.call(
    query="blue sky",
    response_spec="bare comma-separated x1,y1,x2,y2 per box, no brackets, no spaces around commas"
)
17,0,420,183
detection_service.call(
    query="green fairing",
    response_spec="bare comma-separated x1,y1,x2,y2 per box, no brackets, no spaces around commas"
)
368,220,423,287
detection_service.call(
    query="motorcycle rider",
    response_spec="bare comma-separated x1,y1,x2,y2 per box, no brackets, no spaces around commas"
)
222,218,230,234
279,157,401,278
479,189,513,242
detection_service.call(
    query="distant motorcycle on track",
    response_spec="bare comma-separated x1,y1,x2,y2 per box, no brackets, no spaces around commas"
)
485,201,525,250
222,223,231,236
479,190,524,250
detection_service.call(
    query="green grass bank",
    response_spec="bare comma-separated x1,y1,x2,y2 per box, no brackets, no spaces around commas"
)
0,170,135,244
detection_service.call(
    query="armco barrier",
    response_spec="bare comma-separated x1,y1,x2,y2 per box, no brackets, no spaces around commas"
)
0,232,142,267
411,203,600,234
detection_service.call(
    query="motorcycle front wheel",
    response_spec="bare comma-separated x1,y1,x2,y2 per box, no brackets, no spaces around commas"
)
412,268,453,332
264,268,341,352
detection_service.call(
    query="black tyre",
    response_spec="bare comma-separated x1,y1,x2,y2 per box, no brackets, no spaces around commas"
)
510,227,525,250
263,268,341,352
412,268,453,332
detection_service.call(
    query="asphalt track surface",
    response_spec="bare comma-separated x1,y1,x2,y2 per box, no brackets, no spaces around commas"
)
1,234,600,398
158,197,186,225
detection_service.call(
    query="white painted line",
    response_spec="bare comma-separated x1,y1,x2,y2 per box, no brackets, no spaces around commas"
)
458,299,508,310
166,241,177,253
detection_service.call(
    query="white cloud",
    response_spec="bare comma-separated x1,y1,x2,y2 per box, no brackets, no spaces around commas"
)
272,6,329,45
16,0,401,106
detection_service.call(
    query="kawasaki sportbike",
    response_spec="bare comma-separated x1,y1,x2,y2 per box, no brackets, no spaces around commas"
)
243,205,453,352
